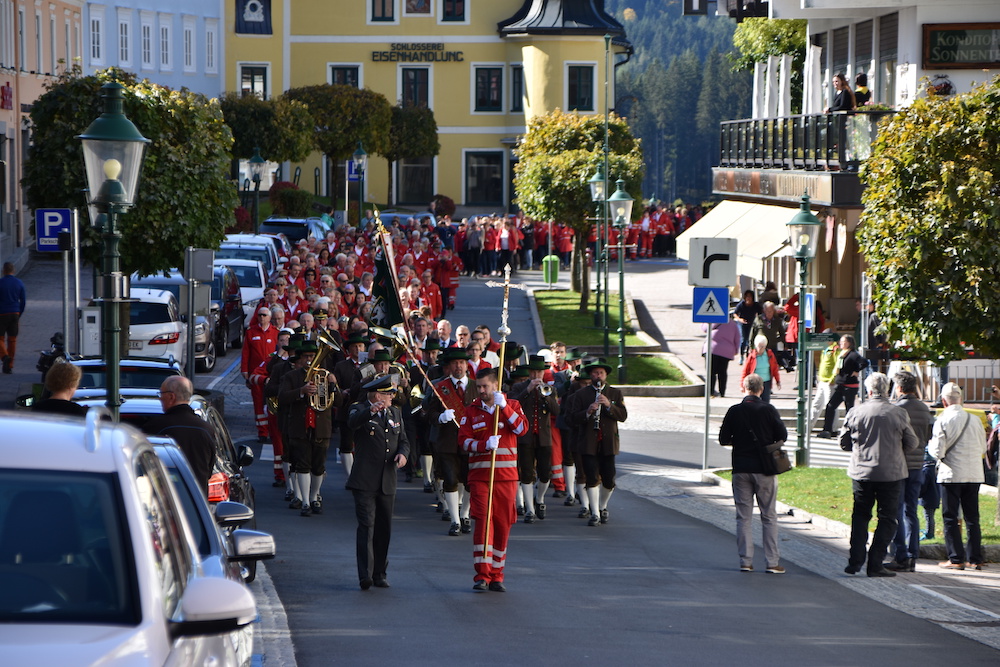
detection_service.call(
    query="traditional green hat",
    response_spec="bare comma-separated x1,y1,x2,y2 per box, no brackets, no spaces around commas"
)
371,348,393,363
511,366,530,379
526,354,548,371
439,347,469,363
580,357,613,375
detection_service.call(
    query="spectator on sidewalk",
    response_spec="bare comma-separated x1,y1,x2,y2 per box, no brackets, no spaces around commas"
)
809,333,839,431
32,362,87,417
840,372,919,578
719,373,788,574
703,318,742,398
741,335,781,403
733,290,761,364
886,371,933,572
0,261,27,374
929,382,988,570
818,335,866,439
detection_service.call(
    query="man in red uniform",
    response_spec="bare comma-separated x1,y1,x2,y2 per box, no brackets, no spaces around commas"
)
419,269,443,320
242,307,280,441
459,367,527,592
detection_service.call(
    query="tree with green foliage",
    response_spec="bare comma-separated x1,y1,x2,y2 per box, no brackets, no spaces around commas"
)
730,17,807,114
384,104,440,207
219,92,314,163
24,67,238,276
515,109,643,307
857,76,1000,361
284,84,392,197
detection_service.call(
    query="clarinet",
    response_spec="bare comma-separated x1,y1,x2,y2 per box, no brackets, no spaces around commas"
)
592,382,605,431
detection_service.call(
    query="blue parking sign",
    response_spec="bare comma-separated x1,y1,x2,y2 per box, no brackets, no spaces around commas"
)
35,208,72,253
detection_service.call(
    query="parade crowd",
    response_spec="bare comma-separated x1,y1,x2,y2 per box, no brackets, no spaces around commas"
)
238,212,629,591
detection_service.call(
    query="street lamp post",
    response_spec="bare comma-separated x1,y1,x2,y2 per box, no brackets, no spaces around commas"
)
608,179,634,384
353,141,368,226
602,33,611,357
588,164,606,330
786,193,822,467
248,147,266,235
78,82,149,421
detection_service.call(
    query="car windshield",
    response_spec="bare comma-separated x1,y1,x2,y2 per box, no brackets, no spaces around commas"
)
0,470,138,625
133,281,181,301
76,367,178,389
225,264,263,289
130,302,172,326
259,221,309,243
217,247,271,274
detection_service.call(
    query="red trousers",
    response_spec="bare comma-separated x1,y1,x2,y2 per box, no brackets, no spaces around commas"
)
250,383,269,438
470,479,516,583
550,425,566,491
267,411,285,482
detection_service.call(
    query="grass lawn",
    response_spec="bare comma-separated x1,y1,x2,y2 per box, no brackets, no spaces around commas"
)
534,289,646,348
717,467,1000,544
620,356,688,386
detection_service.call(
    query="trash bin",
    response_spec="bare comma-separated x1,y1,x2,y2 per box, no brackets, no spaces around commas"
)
542,254,559,284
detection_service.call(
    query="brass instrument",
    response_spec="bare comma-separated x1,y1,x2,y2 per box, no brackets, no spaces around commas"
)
539,383,553,397
592,382,605,430
307,329,342,412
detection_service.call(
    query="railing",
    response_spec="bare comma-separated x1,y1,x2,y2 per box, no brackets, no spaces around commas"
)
718,111,897,173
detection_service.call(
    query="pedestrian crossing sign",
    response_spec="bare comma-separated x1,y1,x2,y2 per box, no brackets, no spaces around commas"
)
692,287,729,324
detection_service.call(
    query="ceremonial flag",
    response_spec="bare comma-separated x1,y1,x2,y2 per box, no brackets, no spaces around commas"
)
370,224,405,329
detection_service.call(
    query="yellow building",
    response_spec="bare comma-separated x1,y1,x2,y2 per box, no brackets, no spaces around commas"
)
225,0,631,212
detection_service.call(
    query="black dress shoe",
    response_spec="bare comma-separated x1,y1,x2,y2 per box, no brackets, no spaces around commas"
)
553,490,566,498
536,503,546,520
473,580,489,592
373,578,390,588
360,578,373,590
867,568,897,578
311,500,323,515
884,558,915,572
460,518,472,534
272,480,285,487
423,483,434,494
564,495,576,506
448,522,461,536
488,581,506,593
844,564,861,575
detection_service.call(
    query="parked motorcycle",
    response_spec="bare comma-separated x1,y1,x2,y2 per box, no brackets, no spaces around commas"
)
37,332,68,382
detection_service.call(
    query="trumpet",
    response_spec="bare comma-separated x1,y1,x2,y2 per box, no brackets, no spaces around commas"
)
592,382,605,431
538,383,553,397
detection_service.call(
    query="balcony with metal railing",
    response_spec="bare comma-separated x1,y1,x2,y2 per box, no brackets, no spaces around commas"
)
718,110,897,173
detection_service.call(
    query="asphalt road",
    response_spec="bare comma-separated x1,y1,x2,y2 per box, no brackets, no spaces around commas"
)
241,427,1000,667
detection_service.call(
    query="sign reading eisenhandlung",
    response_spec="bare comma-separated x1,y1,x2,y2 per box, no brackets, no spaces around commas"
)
923,23,1000,70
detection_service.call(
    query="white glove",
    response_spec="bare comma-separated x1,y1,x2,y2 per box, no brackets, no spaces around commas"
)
486,435,501,451
493,391,507,408
439,408,456,424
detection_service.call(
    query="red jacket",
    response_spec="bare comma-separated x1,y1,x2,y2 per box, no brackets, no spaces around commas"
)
557,226,573,253
420,282,443,320
740,349,782,391
459,398,527,482
241,323,279,374
484,227,499,252
434,256,463,289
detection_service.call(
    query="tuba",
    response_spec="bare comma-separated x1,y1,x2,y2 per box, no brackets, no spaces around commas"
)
307,329,342,412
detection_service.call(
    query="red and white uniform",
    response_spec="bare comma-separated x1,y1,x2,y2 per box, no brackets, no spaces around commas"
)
467,357,492,378
419,282,443,320
459,397,527,585
241,323,279,438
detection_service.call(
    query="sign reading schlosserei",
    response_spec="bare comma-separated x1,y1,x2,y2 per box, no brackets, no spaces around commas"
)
923,23,1000,70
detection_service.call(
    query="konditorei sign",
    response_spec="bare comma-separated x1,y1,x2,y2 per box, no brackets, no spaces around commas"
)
372,43,464,62
923,23,1000,70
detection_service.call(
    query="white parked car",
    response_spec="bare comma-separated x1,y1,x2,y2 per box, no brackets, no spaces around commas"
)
213,258,267,328
128,287,188,370
0,409,257,665
218,234,283,283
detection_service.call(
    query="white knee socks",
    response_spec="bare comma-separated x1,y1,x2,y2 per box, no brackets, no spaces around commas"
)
444,490,461,525
311,474,324,503
587,486,600,515
535,481,550,505
341,452,354,477
421,455,434,481
577,483,589,509
295,473,311,503
460,487,471,519
599,486,614,510
521,483,535,515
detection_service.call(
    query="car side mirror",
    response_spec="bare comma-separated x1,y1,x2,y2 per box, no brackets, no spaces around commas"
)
229,529,276,561
15,393,34,409
238,444,255,467
214,500,254,528
171,577,256,638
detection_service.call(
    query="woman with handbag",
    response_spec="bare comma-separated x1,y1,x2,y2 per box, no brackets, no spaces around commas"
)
719,373,789,574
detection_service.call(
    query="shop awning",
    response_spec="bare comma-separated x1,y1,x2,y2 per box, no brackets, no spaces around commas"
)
677,201,807,280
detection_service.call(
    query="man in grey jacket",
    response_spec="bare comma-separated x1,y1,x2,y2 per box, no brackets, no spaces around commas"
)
929,382,987,570
840,372,919,577
886,371,934,571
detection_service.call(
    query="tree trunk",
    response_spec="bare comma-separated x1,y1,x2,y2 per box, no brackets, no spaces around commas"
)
386,160,395,208
572,232,590,311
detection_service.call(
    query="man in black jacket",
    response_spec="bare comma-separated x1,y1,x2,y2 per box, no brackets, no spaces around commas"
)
347,374,409,590
144,376,217,495
719,373,788,574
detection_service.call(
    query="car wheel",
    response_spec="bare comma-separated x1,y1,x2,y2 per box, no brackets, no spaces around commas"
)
217,324,229,357
196,341,216,373
232,322,245,349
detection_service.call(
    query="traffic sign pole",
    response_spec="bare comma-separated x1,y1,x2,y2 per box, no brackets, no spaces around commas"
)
704,324,712,470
